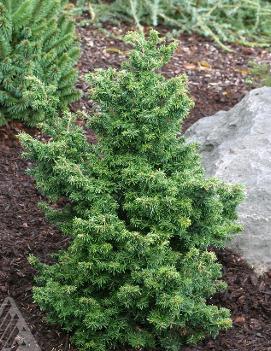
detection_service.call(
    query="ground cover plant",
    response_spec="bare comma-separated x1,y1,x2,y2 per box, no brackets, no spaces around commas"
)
248,61,271,87
0,0,80,126
20,30,244,351
76,0,271,51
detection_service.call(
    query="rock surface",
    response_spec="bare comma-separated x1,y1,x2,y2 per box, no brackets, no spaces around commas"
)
185,87,271,273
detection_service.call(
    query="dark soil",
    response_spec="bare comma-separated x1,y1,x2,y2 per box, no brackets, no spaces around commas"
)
0,23,271,351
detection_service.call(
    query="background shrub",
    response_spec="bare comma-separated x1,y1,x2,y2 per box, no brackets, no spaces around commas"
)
20,30,244,351
0,0,80,126
77,0,271,51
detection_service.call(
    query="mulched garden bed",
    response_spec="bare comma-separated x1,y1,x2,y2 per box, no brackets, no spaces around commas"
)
0,22,270,351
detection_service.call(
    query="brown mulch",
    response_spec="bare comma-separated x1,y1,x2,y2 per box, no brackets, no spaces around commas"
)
74,23,271,131
0,23,271,351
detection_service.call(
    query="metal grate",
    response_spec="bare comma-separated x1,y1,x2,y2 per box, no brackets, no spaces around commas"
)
0,297,41,351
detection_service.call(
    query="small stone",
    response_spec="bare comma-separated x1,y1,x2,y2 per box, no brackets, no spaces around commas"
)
234,316,246,324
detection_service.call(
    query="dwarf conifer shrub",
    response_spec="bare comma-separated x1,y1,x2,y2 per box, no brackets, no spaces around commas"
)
20,30,244,351
0,0,80,126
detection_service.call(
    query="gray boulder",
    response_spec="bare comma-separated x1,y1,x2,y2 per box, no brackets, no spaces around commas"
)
185,87,271,273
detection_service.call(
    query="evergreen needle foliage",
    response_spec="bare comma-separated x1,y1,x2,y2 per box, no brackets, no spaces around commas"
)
20,30,244,351
0,0,80,126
